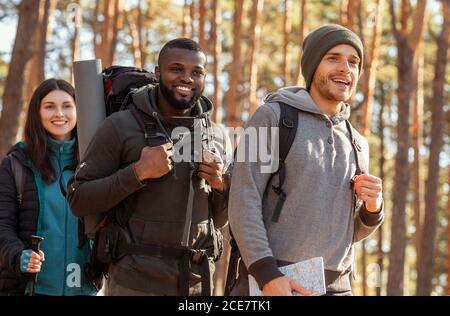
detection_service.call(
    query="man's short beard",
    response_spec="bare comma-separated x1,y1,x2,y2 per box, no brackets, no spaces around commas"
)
159,78,202,110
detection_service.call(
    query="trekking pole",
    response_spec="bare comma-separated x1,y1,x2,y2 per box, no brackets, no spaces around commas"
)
28,235,44,296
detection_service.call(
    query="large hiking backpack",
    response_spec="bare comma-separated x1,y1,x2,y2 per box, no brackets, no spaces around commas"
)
74,66,158,290
102,65,158,116
224,102,367,295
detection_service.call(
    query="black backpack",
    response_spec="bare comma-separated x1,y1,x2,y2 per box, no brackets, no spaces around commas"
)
69,66,158,291
102,65,158,116
224,102,366,295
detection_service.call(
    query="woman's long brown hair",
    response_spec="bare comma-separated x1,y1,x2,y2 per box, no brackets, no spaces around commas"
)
23,78,78,183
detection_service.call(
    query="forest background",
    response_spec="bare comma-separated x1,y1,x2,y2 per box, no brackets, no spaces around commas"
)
0,0,448,296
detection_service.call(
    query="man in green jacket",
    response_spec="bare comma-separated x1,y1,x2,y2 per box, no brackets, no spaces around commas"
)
68,38,232,296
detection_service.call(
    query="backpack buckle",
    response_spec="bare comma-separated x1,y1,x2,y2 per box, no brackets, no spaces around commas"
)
282,118,294,128
353,139,362,151
190,249,206,263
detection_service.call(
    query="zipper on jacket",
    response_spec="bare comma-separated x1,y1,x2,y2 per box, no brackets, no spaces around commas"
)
57,148,68,296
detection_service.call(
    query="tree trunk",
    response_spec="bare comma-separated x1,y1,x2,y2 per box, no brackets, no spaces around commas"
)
182,0,190,37
141,1,152,67
190,0,196,39
416,0,449,295
282,0,292,86
248,0,264,116
0,0,40,158
108,0,123,66
92,0,101,58
25,0,56,105
446,168,450,296
198,0,206,50
295,0,307,86
340,0,349,26
211,0,223,124
225,0,244,127
127,6,143,68
99,0,113,63
96,0,122,66
376,81,386,296
70,0,81,81
387,0,427,296
411,40,425,271
359,0,384,137
387,37,413,296
342,0,358,31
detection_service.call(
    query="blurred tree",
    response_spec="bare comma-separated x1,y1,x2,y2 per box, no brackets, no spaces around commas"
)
0,0,40,158
294,0,307,86
211,0,223,123
282,0,291,85
225,0,243,127
387,0,427,296
25,0,56,106
92,0,123,67
411,39,425,268
417,0,450,296
198,0,206,50
247,0,264,116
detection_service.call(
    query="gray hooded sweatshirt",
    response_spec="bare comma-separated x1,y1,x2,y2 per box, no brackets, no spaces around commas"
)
228,87,384,290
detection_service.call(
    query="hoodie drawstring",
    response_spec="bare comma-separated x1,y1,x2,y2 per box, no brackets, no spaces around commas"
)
152,112,177,180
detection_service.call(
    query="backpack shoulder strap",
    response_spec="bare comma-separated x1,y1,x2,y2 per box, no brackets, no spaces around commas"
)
270,102,299,222
345,120,368,174
9,154,26,208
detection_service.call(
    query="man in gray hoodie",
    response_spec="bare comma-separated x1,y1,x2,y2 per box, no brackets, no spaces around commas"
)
228,24,384,296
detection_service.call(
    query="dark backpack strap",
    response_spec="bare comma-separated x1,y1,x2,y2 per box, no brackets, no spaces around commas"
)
224,228,241,296
270,102,299,222
59,165,77,198
9,155,25,208
345,120,367,175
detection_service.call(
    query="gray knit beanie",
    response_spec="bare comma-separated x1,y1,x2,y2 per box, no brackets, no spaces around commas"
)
301,24,364,91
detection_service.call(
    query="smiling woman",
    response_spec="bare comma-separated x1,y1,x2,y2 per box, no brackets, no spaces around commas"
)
0,78,97,296
39,90,77,142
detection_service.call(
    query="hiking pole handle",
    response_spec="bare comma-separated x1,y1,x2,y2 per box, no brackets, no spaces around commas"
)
28,235,44,296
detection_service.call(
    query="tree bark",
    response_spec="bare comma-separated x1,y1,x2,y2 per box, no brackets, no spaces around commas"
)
70,0,81,80
416,0,450,295
0,0,40,158
108,0,123,66
376,81,386,296
25,0,56,105
387,0,427,296
247,0,264,116
182,0,189,37
295,0,307,86
127,6,143,68
359,0,385,137
342,0,358,31
198,0,206,50
190,0,196,39
282,0,292,86
411,39,425,270
225,0,244,127
211,0,223,124
446,168,450,296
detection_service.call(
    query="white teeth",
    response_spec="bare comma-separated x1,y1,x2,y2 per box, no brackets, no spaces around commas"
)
333,79,350,86
52,121,67,125
176,86,191,92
